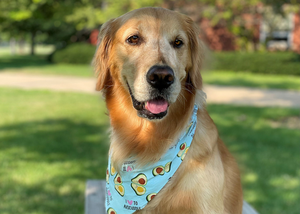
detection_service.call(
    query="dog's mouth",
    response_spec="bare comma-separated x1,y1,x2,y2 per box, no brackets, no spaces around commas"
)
128,84,169,120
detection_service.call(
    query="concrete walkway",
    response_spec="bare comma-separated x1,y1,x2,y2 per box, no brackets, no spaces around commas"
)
0,72,299,108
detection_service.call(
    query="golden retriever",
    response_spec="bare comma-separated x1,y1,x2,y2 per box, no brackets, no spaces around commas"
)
93,7,243,214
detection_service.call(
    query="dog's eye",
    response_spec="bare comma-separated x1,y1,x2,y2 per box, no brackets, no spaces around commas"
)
127,35,139,45
173,39,183,48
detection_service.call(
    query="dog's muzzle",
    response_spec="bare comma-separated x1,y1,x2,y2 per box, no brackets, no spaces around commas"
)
128,65,175,120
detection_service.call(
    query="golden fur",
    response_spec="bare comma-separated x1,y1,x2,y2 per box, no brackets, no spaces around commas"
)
94,7,243,214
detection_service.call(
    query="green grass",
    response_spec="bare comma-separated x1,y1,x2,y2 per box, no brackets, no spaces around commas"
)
0,88,109,214
213,52,300,76
0,55,93,77
0,45,54,56
0,87,299,214
207,105,300,214
203,70,300,90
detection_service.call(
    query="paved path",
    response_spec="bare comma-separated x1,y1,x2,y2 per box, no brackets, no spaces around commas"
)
0,72,299,108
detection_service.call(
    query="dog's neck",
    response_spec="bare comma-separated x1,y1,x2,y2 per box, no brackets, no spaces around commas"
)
105,80,196,169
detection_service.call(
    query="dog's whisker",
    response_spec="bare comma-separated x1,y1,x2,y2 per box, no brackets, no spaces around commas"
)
183,87,195,96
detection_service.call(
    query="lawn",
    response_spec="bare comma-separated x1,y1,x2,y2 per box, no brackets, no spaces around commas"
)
212,51,300,76
0,88,109,214
1,52,300,90
0,87,299,214
202,70,300,90
0,55,94,77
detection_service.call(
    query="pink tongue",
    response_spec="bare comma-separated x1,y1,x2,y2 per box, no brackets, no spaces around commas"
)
146,99,168,114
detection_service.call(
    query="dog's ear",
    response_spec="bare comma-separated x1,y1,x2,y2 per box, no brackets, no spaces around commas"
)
184,16,203,91
93,19,116,92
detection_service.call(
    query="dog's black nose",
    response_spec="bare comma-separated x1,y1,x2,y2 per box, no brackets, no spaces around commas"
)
146,65,174,90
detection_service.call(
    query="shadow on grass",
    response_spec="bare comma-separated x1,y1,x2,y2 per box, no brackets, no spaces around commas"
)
0,55,50,70
208,105,300,214
0,118,109,214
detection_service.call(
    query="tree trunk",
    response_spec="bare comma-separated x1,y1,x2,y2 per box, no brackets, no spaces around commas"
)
10,38,16,55
253,41,258,52
30,31,36,55
19,34,25,54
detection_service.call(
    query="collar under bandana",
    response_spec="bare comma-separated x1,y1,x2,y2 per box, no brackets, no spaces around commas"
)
105,105,198,214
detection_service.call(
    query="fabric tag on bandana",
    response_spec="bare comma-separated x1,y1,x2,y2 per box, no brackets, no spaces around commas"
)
105,105,198,214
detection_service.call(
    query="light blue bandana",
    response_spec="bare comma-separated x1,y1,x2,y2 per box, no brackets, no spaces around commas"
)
105,105,198,214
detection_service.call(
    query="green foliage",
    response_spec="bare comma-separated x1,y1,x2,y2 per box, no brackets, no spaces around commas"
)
0,0,86,54
213,52,300,75
66,0,163,30
51,43,96,64
1,0,299,54
1,0,62,33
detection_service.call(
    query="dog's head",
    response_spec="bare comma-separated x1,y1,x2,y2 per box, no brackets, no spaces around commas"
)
94,7,203,121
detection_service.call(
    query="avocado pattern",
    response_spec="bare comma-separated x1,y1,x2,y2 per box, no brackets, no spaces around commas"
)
146,193,157,202
131,173,147,196
131,183,146,196
111,164,116,176
177,142,189,160
164,161,171,172
152,165,164,176
152,161,172,176
114,173,125,196
107,207,117,214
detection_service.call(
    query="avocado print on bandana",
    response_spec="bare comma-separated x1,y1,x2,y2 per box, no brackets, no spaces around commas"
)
107,207,117,214
146,193,157,202
152,161,172,176
114,174,125,196
105,105,198,214
177,142,189,160
131,173,147,196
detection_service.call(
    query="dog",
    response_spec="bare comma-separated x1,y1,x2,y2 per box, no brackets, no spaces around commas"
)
93,7,243,214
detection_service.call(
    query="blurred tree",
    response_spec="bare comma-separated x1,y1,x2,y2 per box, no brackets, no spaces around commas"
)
1,0,299,54
0,0,85,55
65,0,163,30
160,0,262,51
263,0,300,13
162,0,299,51
0,0,163,55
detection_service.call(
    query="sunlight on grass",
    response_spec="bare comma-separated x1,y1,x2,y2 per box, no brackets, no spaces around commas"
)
270,174,300,189
0,45,54,56
5,64,94,77
244,172,258,183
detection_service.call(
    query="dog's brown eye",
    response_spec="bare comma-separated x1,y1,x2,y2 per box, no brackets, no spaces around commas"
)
173,39,183,48
127,35,139,45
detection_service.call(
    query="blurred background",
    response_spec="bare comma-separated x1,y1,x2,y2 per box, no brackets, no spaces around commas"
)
0,1,299,214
